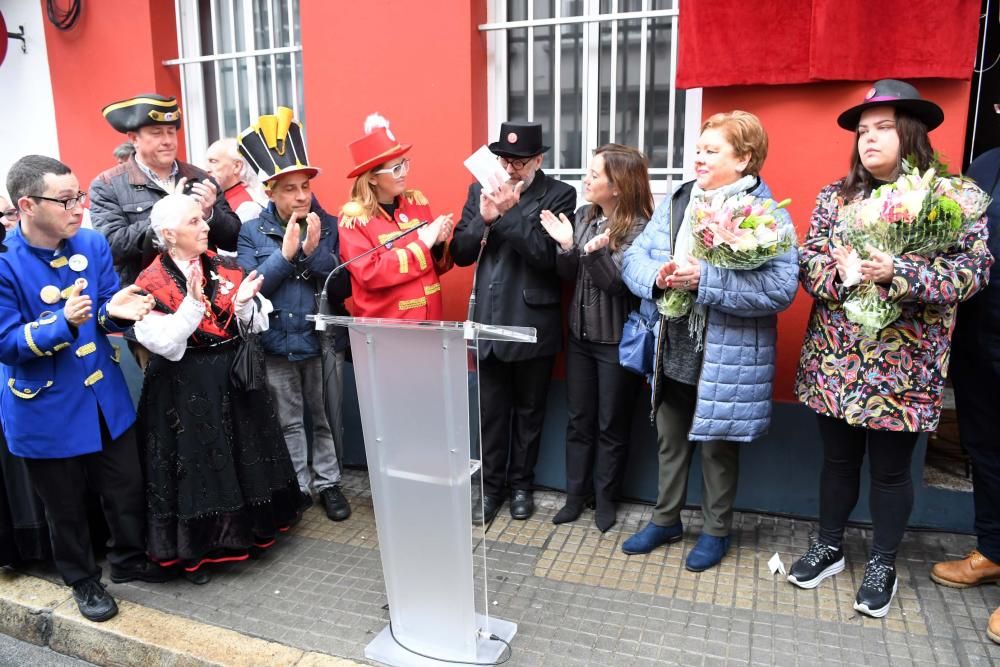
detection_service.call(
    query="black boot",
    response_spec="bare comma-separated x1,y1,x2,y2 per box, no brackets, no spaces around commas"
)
595,499,617,533
553,495,587,525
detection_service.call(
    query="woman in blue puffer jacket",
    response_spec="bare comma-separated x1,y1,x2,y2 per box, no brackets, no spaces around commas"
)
620,111,799,572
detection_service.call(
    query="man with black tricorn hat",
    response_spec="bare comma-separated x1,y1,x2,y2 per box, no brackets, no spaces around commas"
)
90,93,241,286
452,121,577,524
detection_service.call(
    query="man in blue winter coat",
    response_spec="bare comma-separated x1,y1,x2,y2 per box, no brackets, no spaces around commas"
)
236,109,352,522
0,155,172,623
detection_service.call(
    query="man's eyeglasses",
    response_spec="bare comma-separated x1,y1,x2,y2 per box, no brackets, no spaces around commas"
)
1,208,17,222
28,191,88,211
374,159,411,179
499,156,532,171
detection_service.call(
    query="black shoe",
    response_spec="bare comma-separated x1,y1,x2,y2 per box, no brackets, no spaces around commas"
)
320,485,351,521
553,496,586,525
72,579,118,622
509,490,534,520
788,540,845,589
473,495,502,526
109,559,175,584
854,555,898,618
184,569,212,585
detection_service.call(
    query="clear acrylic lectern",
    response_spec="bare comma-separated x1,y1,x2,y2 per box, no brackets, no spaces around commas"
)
308,315,536,667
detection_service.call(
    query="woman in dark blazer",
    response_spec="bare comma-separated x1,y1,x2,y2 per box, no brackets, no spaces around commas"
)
539,144,652,532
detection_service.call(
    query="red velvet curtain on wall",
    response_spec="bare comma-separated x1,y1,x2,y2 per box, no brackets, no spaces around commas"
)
676,0,983,89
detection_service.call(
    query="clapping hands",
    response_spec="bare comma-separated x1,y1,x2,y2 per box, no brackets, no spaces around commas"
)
235,270,264,309
539,210,574,251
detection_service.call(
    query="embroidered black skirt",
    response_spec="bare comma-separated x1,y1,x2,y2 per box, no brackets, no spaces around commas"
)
138,342,301,570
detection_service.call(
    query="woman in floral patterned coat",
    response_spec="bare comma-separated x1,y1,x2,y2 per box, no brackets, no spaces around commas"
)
788,80,993,619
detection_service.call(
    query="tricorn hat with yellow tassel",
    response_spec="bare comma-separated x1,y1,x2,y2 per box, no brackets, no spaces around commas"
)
237,107,319,184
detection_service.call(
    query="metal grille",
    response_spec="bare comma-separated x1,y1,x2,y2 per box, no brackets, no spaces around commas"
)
167,0,303,161
482,0,701,196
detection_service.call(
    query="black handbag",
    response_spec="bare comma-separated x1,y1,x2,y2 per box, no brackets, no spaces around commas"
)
230,316,266,392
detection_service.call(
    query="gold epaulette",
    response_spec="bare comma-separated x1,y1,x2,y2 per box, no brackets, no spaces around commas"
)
338,200,369,229
404,189,428,206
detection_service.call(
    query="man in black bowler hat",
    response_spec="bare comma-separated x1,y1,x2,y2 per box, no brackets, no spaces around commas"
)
452,121,577,524
90,94,241,287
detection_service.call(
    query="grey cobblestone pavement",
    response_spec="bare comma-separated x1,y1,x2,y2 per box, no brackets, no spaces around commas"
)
26,470,1000,666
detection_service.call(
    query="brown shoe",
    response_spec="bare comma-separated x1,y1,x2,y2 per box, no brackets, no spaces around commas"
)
989,606,1000,644
930,550,1000,589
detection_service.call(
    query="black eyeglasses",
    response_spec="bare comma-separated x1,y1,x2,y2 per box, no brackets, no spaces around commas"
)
29,191,88,210
1,208,17,221
498,156,532,171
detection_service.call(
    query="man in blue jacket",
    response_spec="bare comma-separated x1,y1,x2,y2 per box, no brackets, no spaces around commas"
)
1,155,172,623
236,110,352,522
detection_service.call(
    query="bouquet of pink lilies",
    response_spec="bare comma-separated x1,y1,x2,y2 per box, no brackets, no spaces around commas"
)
656,192,793,320
691,193,795,270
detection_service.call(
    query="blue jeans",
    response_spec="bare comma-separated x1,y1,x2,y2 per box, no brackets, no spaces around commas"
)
265,355,341,494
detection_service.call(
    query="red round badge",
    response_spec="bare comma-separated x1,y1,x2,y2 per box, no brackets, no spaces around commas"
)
507,132,518,144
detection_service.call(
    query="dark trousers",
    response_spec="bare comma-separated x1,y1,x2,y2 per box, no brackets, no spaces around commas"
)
564,335,641,504
816,414,919,563
479,354,555,499
24,422,146,586
951,348,1000,563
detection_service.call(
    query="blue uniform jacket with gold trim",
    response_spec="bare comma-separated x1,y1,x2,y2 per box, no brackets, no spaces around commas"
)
0,227,135,458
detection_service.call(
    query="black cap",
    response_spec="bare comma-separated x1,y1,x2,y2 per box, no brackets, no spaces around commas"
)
837,79,944,131
102,94,182,133
488,121,550,158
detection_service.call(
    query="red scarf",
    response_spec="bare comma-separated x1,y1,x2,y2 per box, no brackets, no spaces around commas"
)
135,251,245,346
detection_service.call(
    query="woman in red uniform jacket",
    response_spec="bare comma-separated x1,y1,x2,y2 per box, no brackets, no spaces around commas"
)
338,114,453,319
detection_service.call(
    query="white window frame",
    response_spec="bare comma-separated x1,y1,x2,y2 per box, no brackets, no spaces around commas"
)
481,0,702,200
165,0,303,163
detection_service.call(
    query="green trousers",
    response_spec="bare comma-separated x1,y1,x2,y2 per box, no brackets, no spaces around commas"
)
651,377,740,536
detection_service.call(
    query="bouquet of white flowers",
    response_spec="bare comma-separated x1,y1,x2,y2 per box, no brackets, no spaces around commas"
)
839,162,991,335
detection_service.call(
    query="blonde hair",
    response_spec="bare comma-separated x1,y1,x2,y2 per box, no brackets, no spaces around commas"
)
701,110,769,175
349,169,384,219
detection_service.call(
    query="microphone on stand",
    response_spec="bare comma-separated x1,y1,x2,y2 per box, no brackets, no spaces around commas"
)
465,225,491,322
315,219,430,331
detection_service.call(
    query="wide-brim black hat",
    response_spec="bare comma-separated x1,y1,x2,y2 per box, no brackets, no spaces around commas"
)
488,121,550,158
837,79,944,131
238,107,319,184
103,94,182,133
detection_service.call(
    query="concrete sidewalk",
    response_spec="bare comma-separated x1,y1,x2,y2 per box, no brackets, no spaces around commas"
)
2,468,998,666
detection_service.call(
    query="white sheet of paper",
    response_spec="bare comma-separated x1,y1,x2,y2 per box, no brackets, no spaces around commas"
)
464,145,509,194
768,552,786,576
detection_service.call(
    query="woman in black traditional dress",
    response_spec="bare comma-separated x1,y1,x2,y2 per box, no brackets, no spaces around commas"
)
0,431,50,567
133,192,300,584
